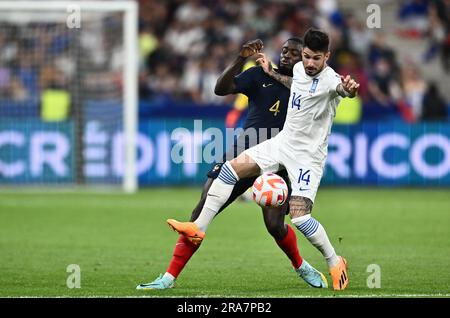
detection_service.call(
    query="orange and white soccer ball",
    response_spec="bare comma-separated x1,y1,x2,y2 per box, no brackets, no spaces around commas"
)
252,173,288,207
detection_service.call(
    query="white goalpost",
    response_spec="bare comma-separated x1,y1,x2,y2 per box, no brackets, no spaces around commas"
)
0,1,138,193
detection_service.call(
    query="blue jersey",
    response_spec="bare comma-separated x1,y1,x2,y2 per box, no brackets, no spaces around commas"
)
207,66,291,183
234,66,290,141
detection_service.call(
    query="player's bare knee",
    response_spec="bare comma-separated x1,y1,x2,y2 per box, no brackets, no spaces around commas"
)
230,154,260,178
265,220,283,239
262,206,286,240
288,196,313,219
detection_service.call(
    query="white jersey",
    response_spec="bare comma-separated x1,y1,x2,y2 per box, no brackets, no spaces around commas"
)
280,62,343,164
244,62,344,202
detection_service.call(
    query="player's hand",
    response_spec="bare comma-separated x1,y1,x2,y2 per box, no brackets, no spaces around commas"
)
341,75,360,97
239,39,263,58
255,53,272,74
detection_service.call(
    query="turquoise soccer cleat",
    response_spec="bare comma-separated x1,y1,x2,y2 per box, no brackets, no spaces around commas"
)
136,274,175,290
296,260,328,288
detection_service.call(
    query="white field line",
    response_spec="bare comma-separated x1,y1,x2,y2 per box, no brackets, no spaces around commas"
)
4,294,450,298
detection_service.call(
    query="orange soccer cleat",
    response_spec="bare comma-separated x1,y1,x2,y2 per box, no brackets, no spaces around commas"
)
167,219,205,246
329,256,349,291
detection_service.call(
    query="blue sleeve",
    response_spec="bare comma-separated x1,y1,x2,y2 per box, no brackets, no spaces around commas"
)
233,67,259,96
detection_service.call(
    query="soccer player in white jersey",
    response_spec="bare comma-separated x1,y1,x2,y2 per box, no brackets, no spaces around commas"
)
169,28,359,291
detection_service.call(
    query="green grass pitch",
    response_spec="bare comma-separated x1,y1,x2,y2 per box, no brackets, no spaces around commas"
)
0,187,449,298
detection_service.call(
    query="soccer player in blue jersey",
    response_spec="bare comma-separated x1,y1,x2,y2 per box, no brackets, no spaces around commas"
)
167,29,359,291
136,38,328,290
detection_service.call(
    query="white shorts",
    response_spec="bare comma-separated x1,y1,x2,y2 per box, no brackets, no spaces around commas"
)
243,134,324,202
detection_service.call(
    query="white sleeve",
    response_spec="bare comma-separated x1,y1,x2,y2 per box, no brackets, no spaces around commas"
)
292,62,304,79
328,69,342,94
327,70,343,100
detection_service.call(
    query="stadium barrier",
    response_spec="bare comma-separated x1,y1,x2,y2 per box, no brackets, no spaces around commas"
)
1,116,449,186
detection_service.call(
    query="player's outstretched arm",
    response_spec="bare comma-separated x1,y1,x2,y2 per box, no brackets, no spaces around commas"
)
336,75,360,98
215,39,263,96
256,53,292,89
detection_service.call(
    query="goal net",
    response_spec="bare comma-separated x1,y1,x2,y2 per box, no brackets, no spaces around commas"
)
0,1,138,192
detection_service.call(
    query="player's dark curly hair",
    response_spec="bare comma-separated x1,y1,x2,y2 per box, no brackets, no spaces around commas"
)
286,37,303,46
303,28,329,53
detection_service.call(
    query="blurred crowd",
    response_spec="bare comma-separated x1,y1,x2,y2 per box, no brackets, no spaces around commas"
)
138,0,450,122
0,0,448,123
0,13,124,108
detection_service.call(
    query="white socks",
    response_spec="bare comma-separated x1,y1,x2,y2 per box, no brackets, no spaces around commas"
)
163,272,175,282
194,161,239,232
291,214,340,268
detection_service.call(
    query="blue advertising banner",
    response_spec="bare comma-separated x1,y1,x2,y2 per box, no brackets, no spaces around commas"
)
0,119,449,186
137,119,225,185
325,122,450,186
0,120,74,183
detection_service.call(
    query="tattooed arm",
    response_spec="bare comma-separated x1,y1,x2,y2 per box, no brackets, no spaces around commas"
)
255,53,293,89
266,68,293,89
